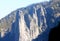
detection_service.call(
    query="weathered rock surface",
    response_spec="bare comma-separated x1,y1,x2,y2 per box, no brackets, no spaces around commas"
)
0,0,60,41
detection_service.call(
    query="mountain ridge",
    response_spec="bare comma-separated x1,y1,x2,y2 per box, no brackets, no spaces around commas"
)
0,0,60,41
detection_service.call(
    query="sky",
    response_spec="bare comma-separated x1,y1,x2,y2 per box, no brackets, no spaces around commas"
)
0,0,50,19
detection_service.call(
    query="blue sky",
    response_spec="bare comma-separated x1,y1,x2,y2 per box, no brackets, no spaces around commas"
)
0,0,50,19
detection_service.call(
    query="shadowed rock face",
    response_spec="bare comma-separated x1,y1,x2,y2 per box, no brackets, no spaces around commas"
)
48,22,60,41
0,0,60,41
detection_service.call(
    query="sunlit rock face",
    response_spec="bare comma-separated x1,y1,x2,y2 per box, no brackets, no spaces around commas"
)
0,0,60,41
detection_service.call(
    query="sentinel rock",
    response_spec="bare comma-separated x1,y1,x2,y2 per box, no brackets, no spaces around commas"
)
0,0,60,41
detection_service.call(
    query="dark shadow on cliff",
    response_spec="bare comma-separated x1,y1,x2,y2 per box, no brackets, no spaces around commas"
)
48,22,60,41
0,10,20,41
32,22,60,41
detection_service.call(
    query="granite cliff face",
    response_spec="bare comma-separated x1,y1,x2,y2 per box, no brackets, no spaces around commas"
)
0,0,60,41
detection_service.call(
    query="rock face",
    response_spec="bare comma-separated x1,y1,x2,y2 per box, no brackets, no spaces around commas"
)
0,0,60,41
48,22,60,41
